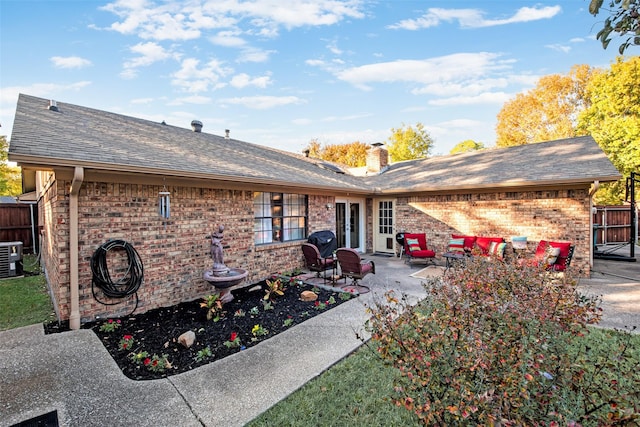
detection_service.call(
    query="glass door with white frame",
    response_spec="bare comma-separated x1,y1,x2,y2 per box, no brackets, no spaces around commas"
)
335,198,364,252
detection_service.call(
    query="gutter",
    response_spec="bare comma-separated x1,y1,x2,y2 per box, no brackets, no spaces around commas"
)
589,181,600,272
69,166,84,330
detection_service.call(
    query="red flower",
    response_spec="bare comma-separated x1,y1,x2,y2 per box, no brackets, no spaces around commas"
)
108,319,113,324
143,358,151,366
116,319,121,324
314,301,319,306
152,359,159,367
123,335,133,340
230,332,237,342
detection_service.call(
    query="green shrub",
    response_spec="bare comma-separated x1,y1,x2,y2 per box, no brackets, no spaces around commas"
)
365,258,640,425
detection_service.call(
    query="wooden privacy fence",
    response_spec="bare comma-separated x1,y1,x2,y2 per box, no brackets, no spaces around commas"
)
593,205,639,245
0,203,38,254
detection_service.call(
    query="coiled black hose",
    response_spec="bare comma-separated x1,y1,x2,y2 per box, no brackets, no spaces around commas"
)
91,240,144,312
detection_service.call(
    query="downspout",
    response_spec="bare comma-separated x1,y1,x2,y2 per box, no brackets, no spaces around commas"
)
589,181,600,273
69,167,84,330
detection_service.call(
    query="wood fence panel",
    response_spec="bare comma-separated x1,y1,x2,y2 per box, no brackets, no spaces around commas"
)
0,204,37,253
593,205,639,245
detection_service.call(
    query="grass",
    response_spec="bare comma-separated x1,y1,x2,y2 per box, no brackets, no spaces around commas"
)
246,344,421,427
248,328,640,426
0,254,56,330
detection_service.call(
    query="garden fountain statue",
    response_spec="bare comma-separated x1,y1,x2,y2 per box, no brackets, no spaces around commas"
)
202,225,248,303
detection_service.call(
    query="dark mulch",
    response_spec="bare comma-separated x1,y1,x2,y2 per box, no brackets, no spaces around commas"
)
44,278,355,381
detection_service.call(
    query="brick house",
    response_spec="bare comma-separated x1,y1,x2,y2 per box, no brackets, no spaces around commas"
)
8,94,621,328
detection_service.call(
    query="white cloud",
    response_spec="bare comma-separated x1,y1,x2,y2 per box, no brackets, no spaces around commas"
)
336,52,512,90
121,42,179,78
167,95,213,105
388,6,561,30
209,30,247,47
100,0,365,42
220,95,304,109
50,56,92,69
171,58,232,93
237,48,275,63
546,44,571,53
230,73,273,89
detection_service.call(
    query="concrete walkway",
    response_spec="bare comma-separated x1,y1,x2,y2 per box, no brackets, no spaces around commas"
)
1,248,639,427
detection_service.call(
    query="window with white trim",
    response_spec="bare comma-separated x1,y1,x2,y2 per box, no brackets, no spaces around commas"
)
254,192,308,244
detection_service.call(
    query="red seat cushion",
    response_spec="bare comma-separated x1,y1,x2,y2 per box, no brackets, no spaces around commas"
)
409,249,436,258
475,237,504,256
452,234,476,251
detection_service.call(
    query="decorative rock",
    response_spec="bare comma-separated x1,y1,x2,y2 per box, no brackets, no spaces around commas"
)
248,285,262,293
178,331,196,348
300,290,318,301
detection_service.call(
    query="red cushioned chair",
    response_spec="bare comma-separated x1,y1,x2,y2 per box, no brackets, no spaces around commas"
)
335,248,375,286
533,240,574,272
301,242,335,283
403,233,437,266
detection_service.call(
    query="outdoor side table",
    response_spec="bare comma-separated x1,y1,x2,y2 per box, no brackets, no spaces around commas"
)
443,251,469,273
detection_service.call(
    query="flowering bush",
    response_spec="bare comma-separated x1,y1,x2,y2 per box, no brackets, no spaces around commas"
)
223,331,241,348
251,324,269,337
143,354,170,372
129,350,149,364
118,335,134,351
99,318,121,332
365,257,639,425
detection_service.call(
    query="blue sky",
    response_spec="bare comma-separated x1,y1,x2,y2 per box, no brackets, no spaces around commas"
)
0,1,623,155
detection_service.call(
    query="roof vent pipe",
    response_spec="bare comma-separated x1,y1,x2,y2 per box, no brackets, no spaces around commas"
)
303,148,310,157
48,100,59,112
225,129,230,139
191,120,203,132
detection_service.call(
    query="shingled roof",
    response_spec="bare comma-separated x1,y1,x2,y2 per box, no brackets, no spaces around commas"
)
8,94,366,193
9,94,621,195
365,135,622,194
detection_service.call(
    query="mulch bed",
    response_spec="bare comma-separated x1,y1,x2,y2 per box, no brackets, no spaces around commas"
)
45,277,356,380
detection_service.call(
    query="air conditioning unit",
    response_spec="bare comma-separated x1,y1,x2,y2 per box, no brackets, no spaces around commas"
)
0,242,24,279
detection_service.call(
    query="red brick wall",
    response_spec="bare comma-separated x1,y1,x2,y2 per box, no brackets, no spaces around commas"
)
394,188,591,276
42,178,336,323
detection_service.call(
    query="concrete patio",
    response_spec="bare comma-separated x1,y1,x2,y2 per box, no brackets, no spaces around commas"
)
1,246,638,427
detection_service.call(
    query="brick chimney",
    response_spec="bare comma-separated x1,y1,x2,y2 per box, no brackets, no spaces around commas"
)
366,142,389,174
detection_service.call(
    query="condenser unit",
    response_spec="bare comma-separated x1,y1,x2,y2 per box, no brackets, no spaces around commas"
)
0,241,23,279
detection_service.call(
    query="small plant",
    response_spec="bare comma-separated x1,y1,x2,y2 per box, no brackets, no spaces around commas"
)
283,316,294,327
99,318,121,332
311,286,320,294
314,300,327,310
264,278,285,300
129,350,149,364
327,295,336,305
200,294,224,322
300,311,310,317
233,309,246,317
195,346,213,363
262,300,274,311
252,324,269,337
223,331,241,348
339,292,352,301
118,334,135,351
144,354,171,372
249,306,260,315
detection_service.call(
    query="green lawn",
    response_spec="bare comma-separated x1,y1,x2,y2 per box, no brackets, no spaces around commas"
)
248,328,640,427
0,254,56,330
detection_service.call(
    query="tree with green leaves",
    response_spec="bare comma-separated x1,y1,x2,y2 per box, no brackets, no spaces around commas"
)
495,65,593,147
589,0,640,54
0,136,22,197
386,123,434,162
450,140,485,155
578,56,640,204
303,139,369,167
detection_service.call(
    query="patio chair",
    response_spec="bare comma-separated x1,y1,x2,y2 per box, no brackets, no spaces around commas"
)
403,233,437,266
301,242,335,283
335,248,375,287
